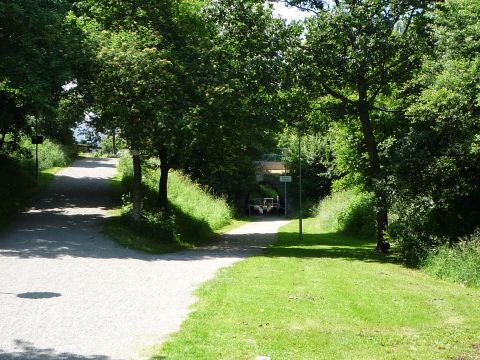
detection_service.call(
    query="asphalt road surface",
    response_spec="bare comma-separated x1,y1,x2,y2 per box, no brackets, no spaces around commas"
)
0,157,289,359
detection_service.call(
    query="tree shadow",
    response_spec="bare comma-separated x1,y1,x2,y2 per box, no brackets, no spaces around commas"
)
267,230,400,264
0,154,287,261
0,340,109,360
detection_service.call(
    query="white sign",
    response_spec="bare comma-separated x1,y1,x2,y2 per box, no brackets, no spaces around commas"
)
280,175,292,183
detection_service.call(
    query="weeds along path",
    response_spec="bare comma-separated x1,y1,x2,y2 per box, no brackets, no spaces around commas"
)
0,158,289,360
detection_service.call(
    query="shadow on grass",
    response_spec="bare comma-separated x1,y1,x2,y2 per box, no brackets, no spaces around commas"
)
103,202,215,254
267,230,400,264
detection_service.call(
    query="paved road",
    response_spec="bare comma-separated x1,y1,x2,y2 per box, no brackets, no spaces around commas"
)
0,158,289,359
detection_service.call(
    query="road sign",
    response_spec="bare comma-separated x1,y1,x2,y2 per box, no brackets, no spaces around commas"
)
31,135,44,145
279,175,292,183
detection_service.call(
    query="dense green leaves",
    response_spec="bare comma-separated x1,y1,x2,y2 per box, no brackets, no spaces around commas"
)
0,0,77,148
386,0,480,262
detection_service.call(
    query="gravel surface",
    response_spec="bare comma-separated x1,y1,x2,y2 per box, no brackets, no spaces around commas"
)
0,157,289,360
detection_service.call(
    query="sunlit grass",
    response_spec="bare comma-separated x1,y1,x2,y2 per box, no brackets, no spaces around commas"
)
153,218,480,359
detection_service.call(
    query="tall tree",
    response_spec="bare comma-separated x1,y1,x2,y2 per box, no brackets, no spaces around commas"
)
294,0,433,252
182,0,295,204
0,0,76,151
386,0,480,262
75,0,212,221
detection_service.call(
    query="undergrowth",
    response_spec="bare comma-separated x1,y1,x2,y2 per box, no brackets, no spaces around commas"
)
422,230,480,288
313,189,375,239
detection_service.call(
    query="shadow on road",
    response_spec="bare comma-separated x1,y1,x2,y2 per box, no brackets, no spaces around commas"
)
0,156,287,262
0,340,109,360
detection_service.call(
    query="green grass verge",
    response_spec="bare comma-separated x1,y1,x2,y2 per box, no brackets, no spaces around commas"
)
153,219,480,359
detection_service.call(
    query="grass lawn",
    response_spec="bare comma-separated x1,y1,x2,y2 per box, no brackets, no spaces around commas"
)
153,218,480,360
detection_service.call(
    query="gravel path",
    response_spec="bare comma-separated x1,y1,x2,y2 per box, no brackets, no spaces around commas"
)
0,158,289,360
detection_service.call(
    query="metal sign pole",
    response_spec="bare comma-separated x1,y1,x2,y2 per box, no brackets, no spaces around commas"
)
298,130,302,241
35,117,39,185
284,180,287,217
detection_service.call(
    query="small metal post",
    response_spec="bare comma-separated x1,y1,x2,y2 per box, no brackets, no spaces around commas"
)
35,117,39,185
298,129,302,241
284,180,287,217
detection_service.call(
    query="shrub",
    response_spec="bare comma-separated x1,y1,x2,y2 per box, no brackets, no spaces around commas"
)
422,230,480,288
99,135,127,156
314,189,376,239
19,136,76,169
314,189,355,231
0,137,75,228
337,191,376,239
388,197,449,266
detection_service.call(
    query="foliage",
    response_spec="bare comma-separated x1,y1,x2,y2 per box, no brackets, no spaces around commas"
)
386,0,480,263
313,189,355,232
154,218,480,360
292,0,433,250
19,137,76,170
181,0,295,204
314,189,375,239
249,183,279,203
423,230,480,288
279,130,335,204
0,0,79,150
99,135,126,156
337,191,376,240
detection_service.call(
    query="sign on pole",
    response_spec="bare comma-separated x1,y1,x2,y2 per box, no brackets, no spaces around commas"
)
279,175,292,183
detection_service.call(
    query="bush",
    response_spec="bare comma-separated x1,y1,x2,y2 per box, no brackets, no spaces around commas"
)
0,155,36,226
120,197,178,243
19,136,76,169
337,191,376,239
388,197,449,266
422,230,480,288
314,189,376,239
314,189,355,231
99,135,127,156
0,137,75,228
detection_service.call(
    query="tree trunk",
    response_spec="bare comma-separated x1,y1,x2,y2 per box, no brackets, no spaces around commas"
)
357,89,389,253
131,152,142,225
0,132,5,150
158,161,169,209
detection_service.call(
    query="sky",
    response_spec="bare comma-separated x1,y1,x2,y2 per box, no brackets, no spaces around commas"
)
272,1,310,22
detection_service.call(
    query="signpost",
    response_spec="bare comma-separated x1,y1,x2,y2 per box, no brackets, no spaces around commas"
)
31,117,43,184
279,175,292,217
298,130,303,241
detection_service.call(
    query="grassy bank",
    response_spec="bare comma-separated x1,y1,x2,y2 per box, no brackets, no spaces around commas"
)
153,220,480,359
104,156,243,253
